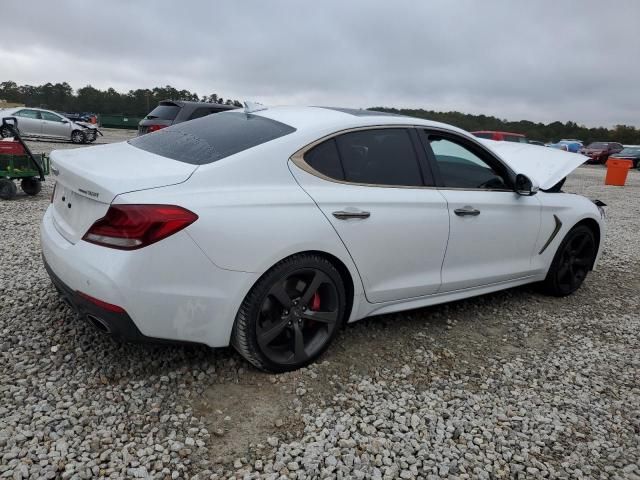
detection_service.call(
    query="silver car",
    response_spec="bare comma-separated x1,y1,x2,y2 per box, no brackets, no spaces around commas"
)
0,107,99,144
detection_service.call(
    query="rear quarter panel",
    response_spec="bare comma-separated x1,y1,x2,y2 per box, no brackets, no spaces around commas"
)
115,139,365,314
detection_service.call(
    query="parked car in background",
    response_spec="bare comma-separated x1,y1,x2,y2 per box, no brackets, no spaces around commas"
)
471,131,528,143
547,140,582,153
0,107,100,143
579,142,624,164
609,146,640,168
557,140,583,153
42,105,604,372
138,100,237,135
528,140,545,146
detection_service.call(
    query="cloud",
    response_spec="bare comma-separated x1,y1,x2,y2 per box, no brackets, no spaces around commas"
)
2,0,638,127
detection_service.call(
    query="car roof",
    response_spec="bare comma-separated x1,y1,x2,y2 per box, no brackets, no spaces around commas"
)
247,106,465,135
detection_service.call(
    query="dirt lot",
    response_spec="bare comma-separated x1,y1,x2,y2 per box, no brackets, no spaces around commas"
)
0,133,638,479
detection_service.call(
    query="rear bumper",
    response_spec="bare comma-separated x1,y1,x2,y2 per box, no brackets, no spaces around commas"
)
43,257,169,343
41,205,259,347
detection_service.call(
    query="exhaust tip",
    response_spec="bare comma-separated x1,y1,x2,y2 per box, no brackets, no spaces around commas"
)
86,314,111,334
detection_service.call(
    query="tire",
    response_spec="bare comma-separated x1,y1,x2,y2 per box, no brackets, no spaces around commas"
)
0,126,15,138
231,254,346,372
71,130,85,144
21,178,42,196
0,179,17,200
540,225,597,296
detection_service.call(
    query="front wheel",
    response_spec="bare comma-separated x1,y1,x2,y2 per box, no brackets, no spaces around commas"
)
232,254,346,372
71,130,85,144
540,225,597,296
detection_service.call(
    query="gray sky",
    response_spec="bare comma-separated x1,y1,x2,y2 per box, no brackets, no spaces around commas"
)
2,0,638,127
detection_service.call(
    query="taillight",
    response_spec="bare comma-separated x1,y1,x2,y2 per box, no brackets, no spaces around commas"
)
82,204,198,250
146,124,166,133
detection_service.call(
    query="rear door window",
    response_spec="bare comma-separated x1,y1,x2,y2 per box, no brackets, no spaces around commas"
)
16,109,41,119
129,112,296,165
335,128,424,186
146,104,180,121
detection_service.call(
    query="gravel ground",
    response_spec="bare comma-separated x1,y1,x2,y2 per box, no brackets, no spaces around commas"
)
0,134,638,479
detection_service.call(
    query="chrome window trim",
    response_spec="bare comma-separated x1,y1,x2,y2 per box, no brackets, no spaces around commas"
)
290,124,516,192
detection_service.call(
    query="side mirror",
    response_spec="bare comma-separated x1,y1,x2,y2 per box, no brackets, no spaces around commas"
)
61,119,69,124
515,173,539,196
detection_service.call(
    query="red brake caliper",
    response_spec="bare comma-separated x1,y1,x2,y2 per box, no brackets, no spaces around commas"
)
310,292,321,311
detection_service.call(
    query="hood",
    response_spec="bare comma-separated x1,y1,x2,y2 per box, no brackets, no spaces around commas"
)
50,141,198,204
479,139,587,190
73,121,98,130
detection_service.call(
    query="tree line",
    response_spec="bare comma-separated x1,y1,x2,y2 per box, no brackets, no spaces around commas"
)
372,107,640,145
1,81,638,144
0,81,242,117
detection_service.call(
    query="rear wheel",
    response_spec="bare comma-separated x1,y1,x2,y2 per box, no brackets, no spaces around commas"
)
232,254,346,372
21,178,41,196
540,225,597,296
0,126,15,138
0,179,17,200
71,130,85,144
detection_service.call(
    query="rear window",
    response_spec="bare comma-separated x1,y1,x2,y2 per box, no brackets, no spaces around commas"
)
146,104,181,121
588,142,608,149
129,112,296,165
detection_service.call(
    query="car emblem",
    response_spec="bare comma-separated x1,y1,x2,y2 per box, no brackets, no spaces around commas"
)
51,166,60,176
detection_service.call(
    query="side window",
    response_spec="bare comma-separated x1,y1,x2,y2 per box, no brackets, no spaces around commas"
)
41,111,64,122
188,108,214,121
335,129,424,186
304,139,344,180
428,135,508,190
16,109,41,119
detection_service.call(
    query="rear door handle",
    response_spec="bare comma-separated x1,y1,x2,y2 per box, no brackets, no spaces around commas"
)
332,210,371,220
454,206,480,217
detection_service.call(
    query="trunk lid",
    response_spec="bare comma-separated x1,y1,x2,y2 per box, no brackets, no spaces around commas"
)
50,141,197,244
479,139,587,190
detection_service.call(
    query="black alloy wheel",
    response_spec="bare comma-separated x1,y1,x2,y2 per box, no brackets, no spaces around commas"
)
232,254,346,372
541,225,597,296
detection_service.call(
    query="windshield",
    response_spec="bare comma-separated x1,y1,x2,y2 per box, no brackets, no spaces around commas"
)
619,148,640,155
129,112,296,165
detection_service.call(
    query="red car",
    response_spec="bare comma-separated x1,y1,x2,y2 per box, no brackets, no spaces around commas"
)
579,142,624,164
471,131,528,143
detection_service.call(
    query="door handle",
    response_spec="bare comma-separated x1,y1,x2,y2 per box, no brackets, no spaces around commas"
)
332,210,371,220
454,206,480,217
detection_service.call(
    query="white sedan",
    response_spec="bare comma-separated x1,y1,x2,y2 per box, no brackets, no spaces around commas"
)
41,106,605,372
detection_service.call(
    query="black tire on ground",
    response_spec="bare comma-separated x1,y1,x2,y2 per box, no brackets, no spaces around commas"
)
0,126,15,138
539,225,597,297
231,253,346,372
0,179,17,200
21,178,42,196
71,130,85,144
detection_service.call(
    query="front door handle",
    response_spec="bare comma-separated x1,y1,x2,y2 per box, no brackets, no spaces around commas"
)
332,210,371,220
454,206,480,217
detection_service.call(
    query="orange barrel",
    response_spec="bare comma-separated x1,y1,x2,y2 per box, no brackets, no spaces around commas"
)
605,159,633,186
